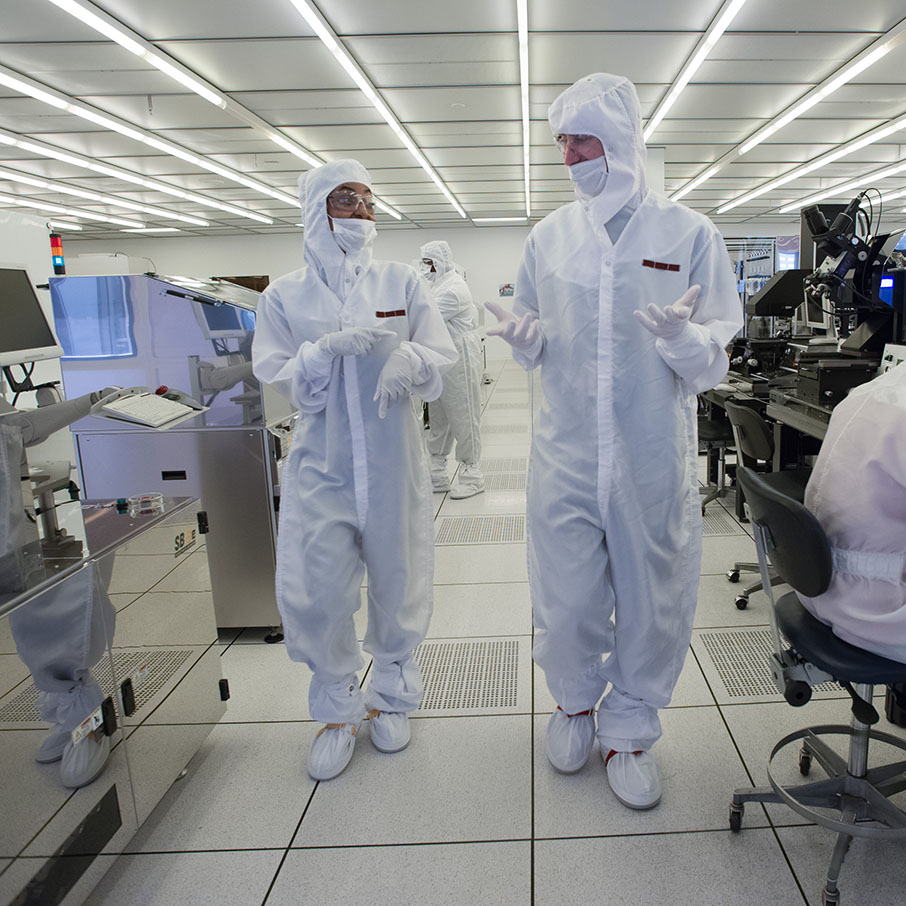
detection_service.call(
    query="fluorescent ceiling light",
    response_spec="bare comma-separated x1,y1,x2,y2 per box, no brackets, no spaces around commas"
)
44,0,326,168
778,160,906,213
44,0,226,108
0,165,210,225
373,199,402,220
0,129,275,224
0,192,145,228
473,217,528,223
672,165,722,202
644,0,749,142
287,0,467,218
672,20,906,201
717,113,906,214
516,0,531,218
0,63,297,208
121,227,181,233
48,220,82,230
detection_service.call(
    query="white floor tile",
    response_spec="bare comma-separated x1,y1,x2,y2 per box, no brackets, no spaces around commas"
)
721,698,906,828
776,824,906,906
217,644,369,723
701,534,761,575
293,715,532,847
533,706,765,837
433,543,527,585
269,841,531,906
428,582,531,639
124,722,317,852
694,573,771,629
84,850,282,906
438,491,526,516
534,829,803,906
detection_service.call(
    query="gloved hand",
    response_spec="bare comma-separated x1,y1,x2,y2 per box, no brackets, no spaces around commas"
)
484,302,541,352
633,285,701,339
320,327,394,357
373,348,413,419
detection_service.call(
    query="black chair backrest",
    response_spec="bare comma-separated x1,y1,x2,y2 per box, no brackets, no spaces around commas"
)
724,400,774,463
736,466,833,598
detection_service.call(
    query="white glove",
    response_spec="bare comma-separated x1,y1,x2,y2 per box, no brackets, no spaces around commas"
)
484,302,541,352
373,348,413,419
633,285,701,339
320,327,394,357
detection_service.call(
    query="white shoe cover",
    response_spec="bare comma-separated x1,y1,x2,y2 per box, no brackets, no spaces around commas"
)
60,733,110,789
604,750,661,809
545,707,595,773
36,724,70,764
449,465,485,499
307,722,359,781
369,710,411,753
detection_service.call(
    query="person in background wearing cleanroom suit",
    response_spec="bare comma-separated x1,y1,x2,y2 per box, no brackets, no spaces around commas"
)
486,73,742,809
252,159,457,782
419,239,484,498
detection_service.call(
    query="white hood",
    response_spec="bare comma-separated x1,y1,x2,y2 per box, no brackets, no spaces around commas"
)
548,73,648,230
420,239,455,279
298,158,373,293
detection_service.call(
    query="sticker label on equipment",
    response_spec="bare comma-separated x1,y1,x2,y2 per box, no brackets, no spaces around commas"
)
174,526,197,558
71,705,104,745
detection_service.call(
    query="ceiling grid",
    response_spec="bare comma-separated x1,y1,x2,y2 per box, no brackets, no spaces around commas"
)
0,0,903,239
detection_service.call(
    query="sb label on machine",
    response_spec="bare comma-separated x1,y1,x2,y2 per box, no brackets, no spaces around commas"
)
174,526,198,558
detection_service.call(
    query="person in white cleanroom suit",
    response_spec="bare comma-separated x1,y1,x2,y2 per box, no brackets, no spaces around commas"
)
2,391,117,789
419,240,484,497
252,159,457,782
486,73,742,809
797,363,906,662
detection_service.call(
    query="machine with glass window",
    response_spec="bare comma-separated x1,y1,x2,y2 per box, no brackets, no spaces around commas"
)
49,273,294,632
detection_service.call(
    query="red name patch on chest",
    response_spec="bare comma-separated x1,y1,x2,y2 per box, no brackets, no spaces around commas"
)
375,310,406,318
642,259,681,272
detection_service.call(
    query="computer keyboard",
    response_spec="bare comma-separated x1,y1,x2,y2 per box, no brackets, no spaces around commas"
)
101,393,196,428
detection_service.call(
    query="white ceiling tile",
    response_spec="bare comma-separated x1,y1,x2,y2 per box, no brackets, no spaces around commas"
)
530,34,698,86
731,0,904,33
381,86,521,122
90,0,315,40
155,38,350,92
324,1,515,35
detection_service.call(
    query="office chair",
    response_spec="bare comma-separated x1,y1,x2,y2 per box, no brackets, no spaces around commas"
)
723,399,811,609
729,467,906,906
697,410,735,515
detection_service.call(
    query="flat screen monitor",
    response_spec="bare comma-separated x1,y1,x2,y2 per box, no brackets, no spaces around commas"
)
0,266,63,366
800,294,833,332
195,302,255,340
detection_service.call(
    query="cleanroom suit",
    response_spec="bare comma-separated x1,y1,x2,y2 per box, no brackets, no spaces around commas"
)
512,74,742,751
252,160,457,725
798,363,906,663
420,240,483,474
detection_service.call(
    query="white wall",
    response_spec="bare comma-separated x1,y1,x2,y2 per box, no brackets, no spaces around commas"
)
65,225,532,310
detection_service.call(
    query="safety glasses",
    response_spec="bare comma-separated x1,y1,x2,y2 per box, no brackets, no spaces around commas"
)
327,191,376,213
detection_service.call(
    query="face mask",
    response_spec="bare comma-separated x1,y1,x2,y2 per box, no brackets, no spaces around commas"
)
568,156,608,198
330,218,376,254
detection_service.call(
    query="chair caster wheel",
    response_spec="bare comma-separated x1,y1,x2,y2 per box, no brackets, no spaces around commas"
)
799,750,812,776
734,595,748,610
821,889,840,906
727,569,740,583
729,804,743,832
784,679,812,707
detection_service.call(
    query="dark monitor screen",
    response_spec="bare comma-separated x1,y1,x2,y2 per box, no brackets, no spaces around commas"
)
0,267,62,366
